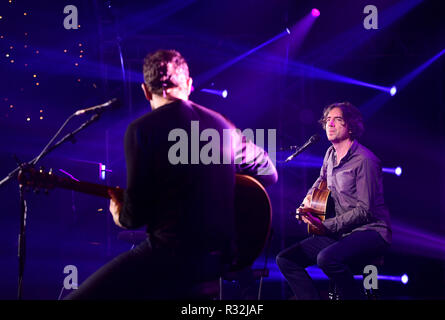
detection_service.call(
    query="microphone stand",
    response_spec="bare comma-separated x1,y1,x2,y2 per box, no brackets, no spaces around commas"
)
0,112,101,299
285,145,306,162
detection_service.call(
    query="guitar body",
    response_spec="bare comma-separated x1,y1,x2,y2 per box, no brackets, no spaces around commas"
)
297,180,334,234
18,167,272,272
233,174,272,271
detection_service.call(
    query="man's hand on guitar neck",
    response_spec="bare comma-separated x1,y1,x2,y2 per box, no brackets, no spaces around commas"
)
108,187,125,229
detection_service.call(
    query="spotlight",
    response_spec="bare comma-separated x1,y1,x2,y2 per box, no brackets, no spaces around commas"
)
200,88,228,99
390,86,397,96
311,8,320,17
382,166,402,176
401,274,409,284
286,28,291,34
100,164,106,180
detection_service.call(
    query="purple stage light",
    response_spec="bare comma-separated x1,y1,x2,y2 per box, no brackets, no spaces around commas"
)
361,47,445,118
222,89,228,98
285,59,396,95
279,153,323,169
395,166,402,176
311,8,320,17
195,28,290,86
397,47,445,90
392,221,445,261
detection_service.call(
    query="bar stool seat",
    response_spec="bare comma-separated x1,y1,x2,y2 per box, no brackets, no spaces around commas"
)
328,255,385,300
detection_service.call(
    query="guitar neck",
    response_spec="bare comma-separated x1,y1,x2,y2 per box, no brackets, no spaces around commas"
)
18,167,122,200
57,178,112,198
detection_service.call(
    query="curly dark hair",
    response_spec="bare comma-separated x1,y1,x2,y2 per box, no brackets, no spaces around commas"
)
318,101,364,140
142,49,190,96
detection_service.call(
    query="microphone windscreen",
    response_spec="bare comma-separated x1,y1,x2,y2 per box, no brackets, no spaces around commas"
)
310,134,320,143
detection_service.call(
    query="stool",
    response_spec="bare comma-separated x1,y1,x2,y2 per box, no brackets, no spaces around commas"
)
328,255,384,300
221,267,270,300
189,267,270,300
115,232,272,300
189,228,274,300
187,251,228,300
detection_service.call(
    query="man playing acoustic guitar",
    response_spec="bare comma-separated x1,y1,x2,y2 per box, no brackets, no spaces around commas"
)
66,49,277,299
276,102,391,300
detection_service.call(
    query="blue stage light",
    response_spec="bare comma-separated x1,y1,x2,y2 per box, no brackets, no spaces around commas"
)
390,86,397,96
100,164,106,180
382,166,402,176
401,274,409,284
200,88,228,99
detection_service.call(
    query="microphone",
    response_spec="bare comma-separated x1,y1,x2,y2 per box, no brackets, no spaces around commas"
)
74,98,119,116
285,134,320,162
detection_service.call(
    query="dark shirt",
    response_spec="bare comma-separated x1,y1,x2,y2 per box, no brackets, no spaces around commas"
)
308,140,391,244
118,99,277,258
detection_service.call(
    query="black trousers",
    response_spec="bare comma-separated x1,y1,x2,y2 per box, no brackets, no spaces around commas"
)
65,238,215,300
276,230,389,300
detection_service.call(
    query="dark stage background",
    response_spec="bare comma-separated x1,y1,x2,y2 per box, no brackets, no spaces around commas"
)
0,0,444,300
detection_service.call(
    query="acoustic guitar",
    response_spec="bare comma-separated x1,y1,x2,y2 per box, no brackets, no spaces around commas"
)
296,180,334,235
17,166,272,272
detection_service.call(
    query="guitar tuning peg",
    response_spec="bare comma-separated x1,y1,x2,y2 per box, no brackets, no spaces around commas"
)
48,168,53,175
39,166,45,173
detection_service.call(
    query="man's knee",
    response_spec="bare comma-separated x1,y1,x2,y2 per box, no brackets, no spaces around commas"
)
316,249,338,270
275,252,287,270
276,250,299,273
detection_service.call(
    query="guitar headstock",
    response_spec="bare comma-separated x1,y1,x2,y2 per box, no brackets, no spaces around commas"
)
18,166,56,194
295,205,325,221
295,205,307,221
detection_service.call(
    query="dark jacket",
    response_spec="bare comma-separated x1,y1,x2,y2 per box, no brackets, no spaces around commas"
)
119,99,277,258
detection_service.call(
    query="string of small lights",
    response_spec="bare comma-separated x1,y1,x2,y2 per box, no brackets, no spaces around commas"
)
1,1,100,127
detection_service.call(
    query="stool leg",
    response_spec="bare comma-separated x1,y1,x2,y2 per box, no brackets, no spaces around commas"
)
219,277,223,300
58,286,65,300
257,276,263,300
328,280,340,300
365,287,378,300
